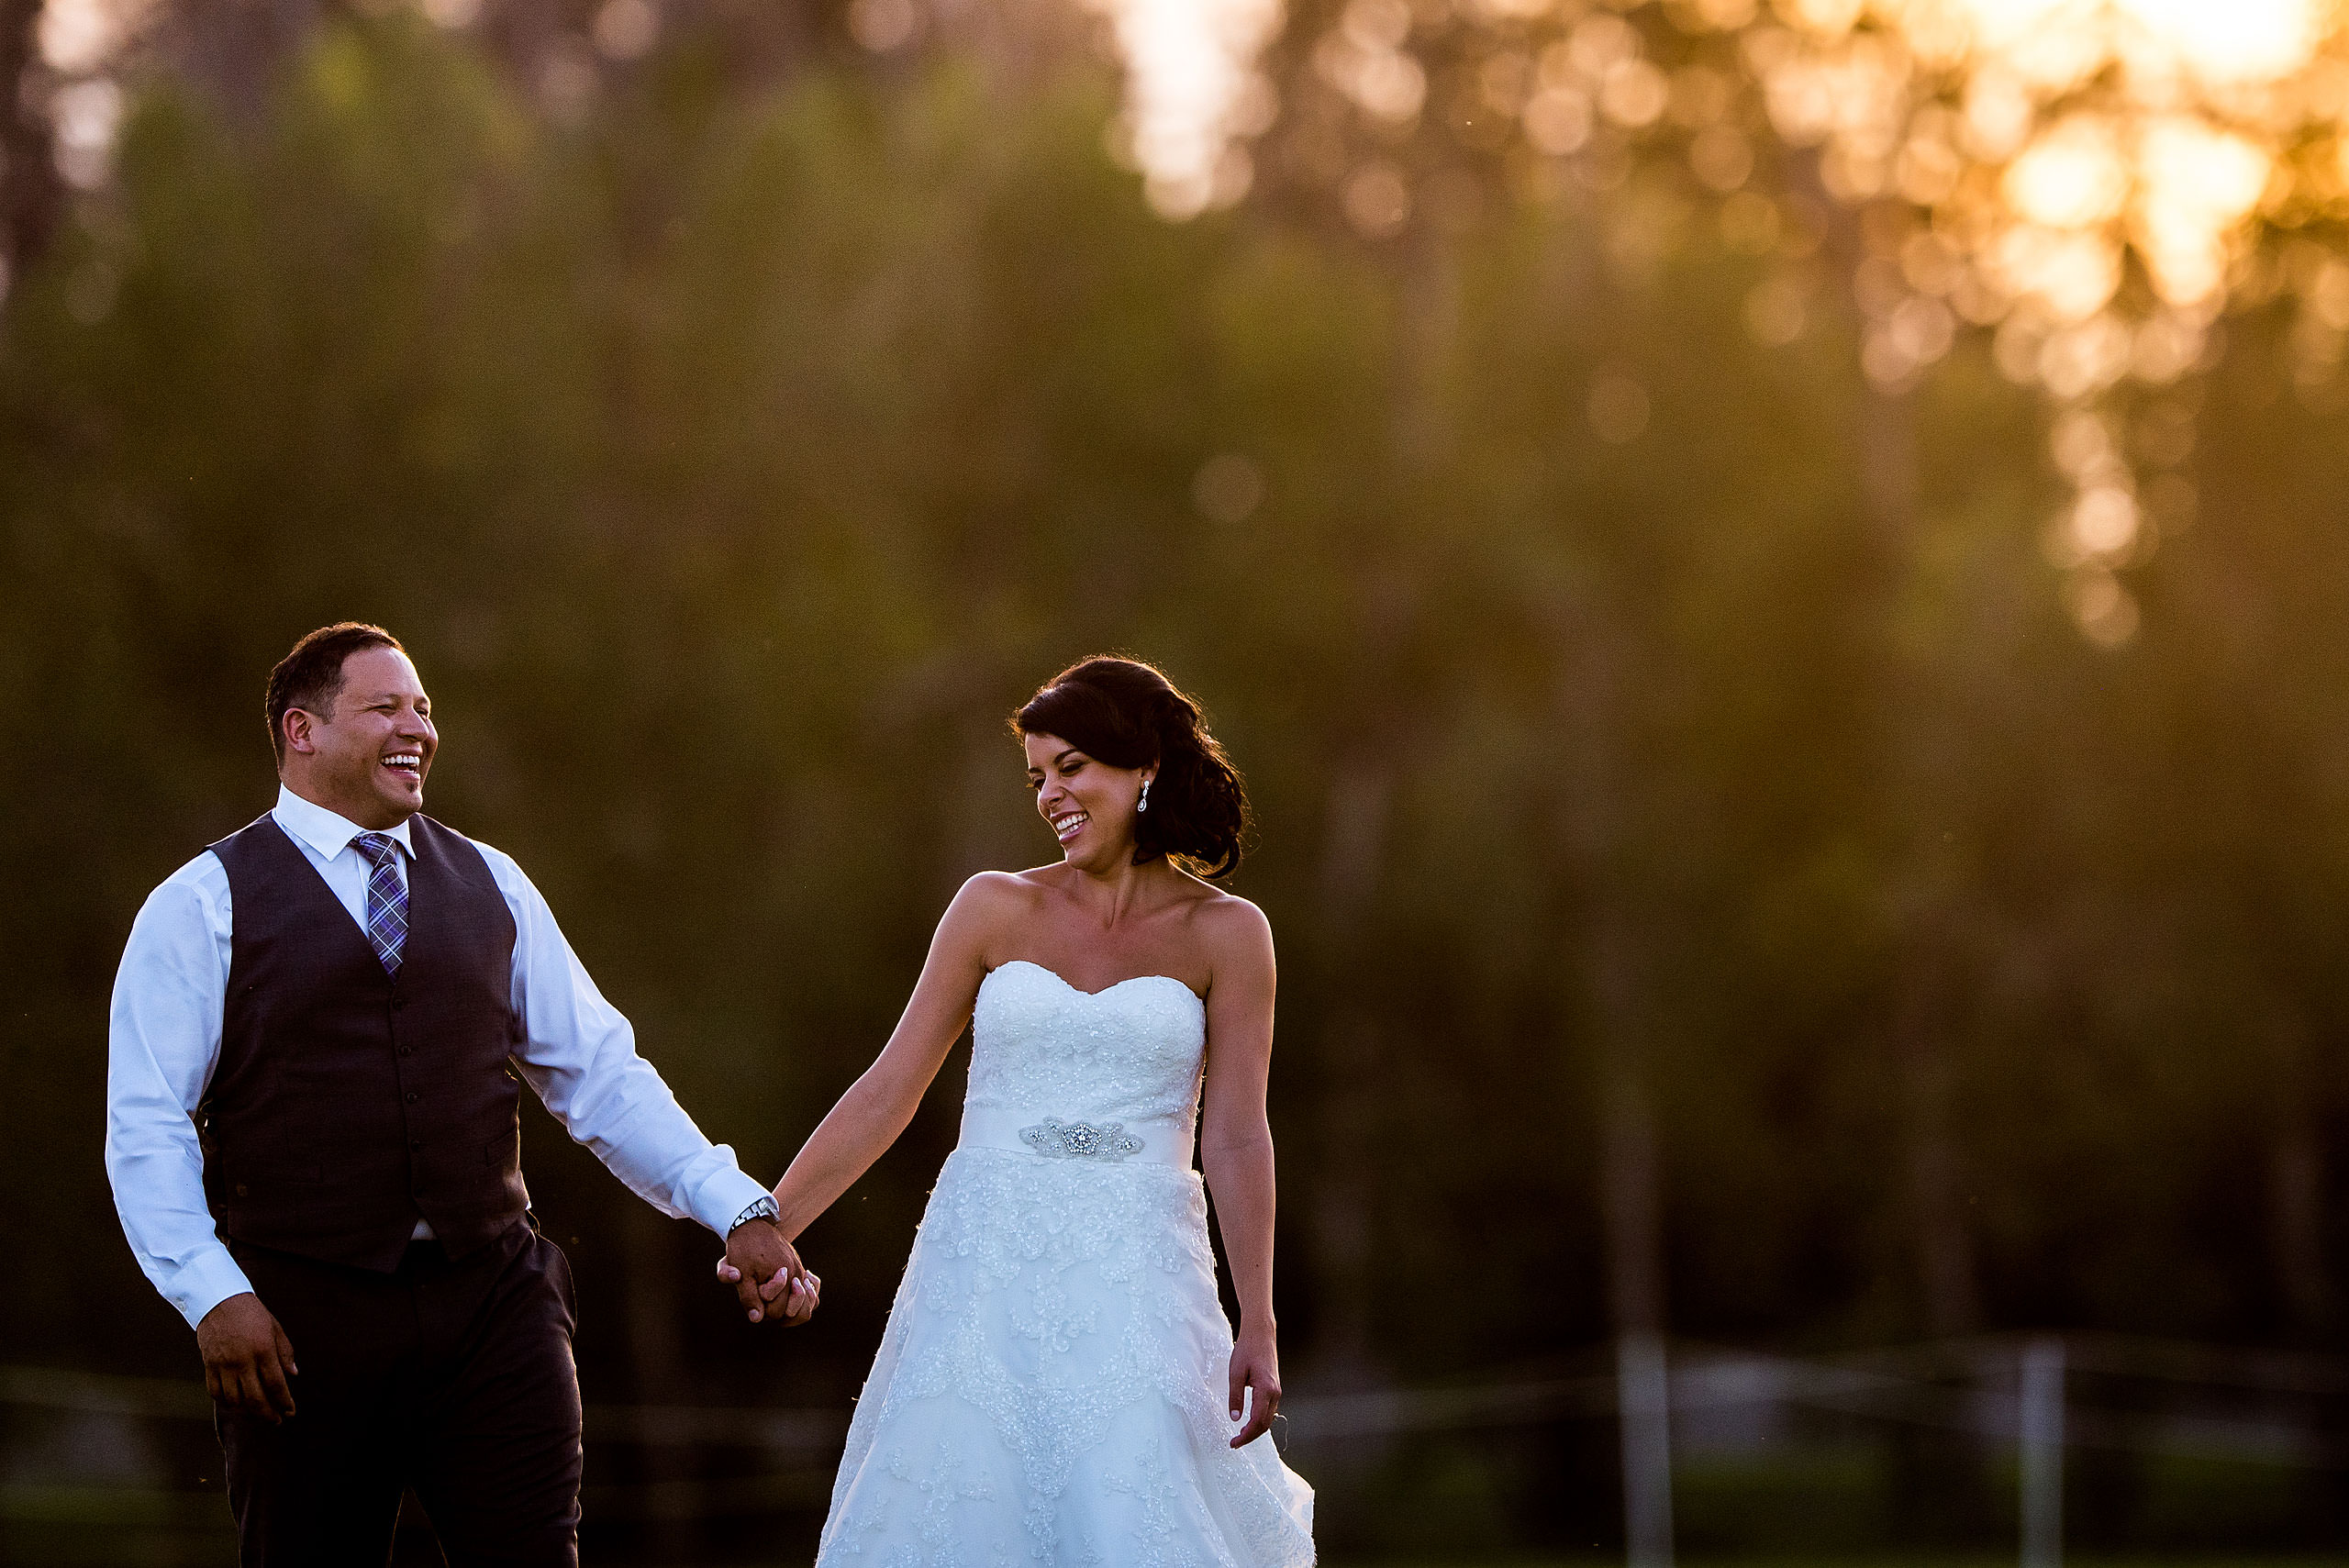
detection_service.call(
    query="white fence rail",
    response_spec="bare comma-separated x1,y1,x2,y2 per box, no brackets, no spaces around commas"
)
9,1333,2349,1538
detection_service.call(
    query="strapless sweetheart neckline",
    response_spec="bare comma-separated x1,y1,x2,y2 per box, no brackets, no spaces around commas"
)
990,956,1203,1003
818,948,1314,1564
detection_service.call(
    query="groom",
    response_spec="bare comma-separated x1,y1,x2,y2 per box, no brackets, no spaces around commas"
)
105,621,812,1565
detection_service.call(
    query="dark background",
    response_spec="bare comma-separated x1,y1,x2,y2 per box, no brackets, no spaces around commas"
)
6,0,2349,1561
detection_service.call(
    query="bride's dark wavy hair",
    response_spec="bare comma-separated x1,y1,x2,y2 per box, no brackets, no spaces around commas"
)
1013,657,1250,879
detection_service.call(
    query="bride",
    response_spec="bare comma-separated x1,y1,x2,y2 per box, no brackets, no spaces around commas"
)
725,655,1314,1564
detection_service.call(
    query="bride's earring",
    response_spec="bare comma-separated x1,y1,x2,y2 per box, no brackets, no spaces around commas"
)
1138,780,1151,814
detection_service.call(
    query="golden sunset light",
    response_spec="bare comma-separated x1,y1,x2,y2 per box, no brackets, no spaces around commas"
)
19,0,2349,1561
1092,0,1282,215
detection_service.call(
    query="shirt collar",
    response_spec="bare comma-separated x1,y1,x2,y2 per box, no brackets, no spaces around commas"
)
273,784,416,862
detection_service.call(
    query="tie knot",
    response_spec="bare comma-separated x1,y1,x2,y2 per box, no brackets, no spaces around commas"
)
354,832,399,867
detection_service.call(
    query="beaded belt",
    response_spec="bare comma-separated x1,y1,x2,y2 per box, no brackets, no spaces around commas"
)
955,1105,1194,1168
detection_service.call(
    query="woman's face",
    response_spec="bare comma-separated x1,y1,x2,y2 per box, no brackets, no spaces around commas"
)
1024,730,1153,873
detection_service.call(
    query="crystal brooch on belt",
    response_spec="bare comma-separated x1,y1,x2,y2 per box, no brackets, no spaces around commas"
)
1019,1117,1142,1162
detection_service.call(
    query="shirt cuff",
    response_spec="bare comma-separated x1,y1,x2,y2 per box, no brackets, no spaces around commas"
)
692,1159,776,1239
172,1248,259,1332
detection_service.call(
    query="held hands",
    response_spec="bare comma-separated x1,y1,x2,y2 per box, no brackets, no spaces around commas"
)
715,1218,820,1326
1227,1326,1282,1449
197,1292,298,1424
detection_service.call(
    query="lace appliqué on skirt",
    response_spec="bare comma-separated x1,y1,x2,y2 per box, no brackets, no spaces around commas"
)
816,959,1314,1566
817,1151,1314,1566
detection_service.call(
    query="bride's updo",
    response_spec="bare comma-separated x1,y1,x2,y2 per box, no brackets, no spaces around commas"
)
1014,657,1250,879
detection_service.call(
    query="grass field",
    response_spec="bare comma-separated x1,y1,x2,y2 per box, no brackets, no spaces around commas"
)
10,1484,2348,1568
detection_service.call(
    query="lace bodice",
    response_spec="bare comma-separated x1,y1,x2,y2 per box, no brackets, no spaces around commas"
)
964,960,1207,1134
818,956,1314,1566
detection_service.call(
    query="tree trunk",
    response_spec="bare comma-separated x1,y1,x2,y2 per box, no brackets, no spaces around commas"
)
1814,178,1995,1531
1303,212,1449,1389
1894,924,1979,1339
2266,1012,2330,1338
1554,599,1674,1568
1595,910,1674,1568
1291,748,1395,1555
0,0,62,282
1857,361,1982,1343
1306,752,1391,1391
1859,367,1999,1551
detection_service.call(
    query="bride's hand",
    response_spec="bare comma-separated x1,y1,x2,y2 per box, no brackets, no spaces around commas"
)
715,1253,822,1326
1226,1329,1282,1449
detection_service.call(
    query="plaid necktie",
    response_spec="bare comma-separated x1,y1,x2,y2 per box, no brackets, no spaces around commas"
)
353,832,408,975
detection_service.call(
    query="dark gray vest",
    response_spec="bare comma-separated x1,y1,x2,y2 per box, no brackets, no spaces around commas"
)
201,812,529,1271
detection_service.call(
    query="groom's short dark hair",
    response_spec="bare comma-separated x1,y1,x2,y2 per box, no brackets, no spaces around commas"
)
266,623,405,764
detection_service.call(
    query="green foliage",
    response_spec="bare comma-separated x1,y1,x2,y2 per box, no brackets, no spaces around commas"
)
5,13,2349,1553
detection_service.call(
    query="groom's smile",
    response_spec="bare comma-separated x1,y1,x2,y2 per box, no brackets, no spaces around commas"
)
280,644,439,829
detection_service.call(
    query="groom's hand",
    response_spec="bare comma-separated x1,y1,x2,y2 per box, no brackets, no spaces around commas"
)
197,1293,298,1424
721,1219,814,1326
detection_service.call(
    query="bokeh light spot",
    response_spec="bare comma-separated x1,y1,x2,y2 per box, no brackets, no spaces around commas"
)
1194,455,1268,524
848,0,919,52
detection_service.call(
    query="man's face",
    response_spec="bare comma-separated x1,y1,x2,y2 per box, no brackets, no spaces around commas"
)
282,647,438,829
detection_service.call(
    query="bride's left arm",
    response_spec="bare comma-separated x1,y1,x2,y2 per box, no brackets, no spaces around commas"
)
1197,898,1283,1450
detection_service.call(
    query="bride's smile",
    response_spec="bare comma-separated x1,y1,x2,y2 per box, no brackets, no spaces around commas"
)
1027,733,1152,869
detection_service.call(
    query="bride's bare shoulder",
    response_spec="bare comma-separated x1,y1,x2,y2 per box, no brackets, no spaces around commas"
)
935,873,1051,970
952,869,1053,915
1184,882,1272,954
947,869,1068,933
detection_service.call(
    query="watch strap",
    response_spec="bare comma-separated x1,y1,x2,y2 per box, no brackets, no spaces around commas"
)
729,1195,780,1235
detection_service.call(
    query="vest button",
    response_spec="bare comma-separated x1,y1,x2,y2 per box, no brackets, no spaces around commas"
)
398,1046,413,1057
234,1184,250,1197
410,1140,424,1151
406,1091,419,1104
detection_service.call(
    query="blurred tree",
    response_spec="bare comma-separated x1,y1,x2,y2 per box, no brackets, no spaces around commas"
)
0,0,63,272
9,5,2349,1556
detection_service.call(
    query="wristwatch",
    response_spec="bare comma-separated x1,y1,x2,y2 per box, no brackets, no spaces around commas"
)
728,1195,780,1236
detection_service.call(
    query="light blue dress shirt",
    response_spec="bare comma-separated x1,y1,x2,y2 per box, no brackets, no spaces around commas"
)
106,784,772,1329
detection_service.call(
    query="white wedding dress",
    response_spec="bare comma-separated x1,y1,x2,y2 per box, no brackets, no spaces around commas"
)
815,959,1316,1566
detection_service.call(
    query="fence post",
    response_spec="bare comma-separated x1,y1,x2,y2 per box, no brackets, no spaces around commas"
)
2020,1336,2065,1568
1618,1330,1675,1568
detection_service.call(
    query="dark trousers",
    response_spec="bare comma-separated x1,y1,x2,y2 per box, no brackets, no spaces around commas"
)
217,1220,582,1567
